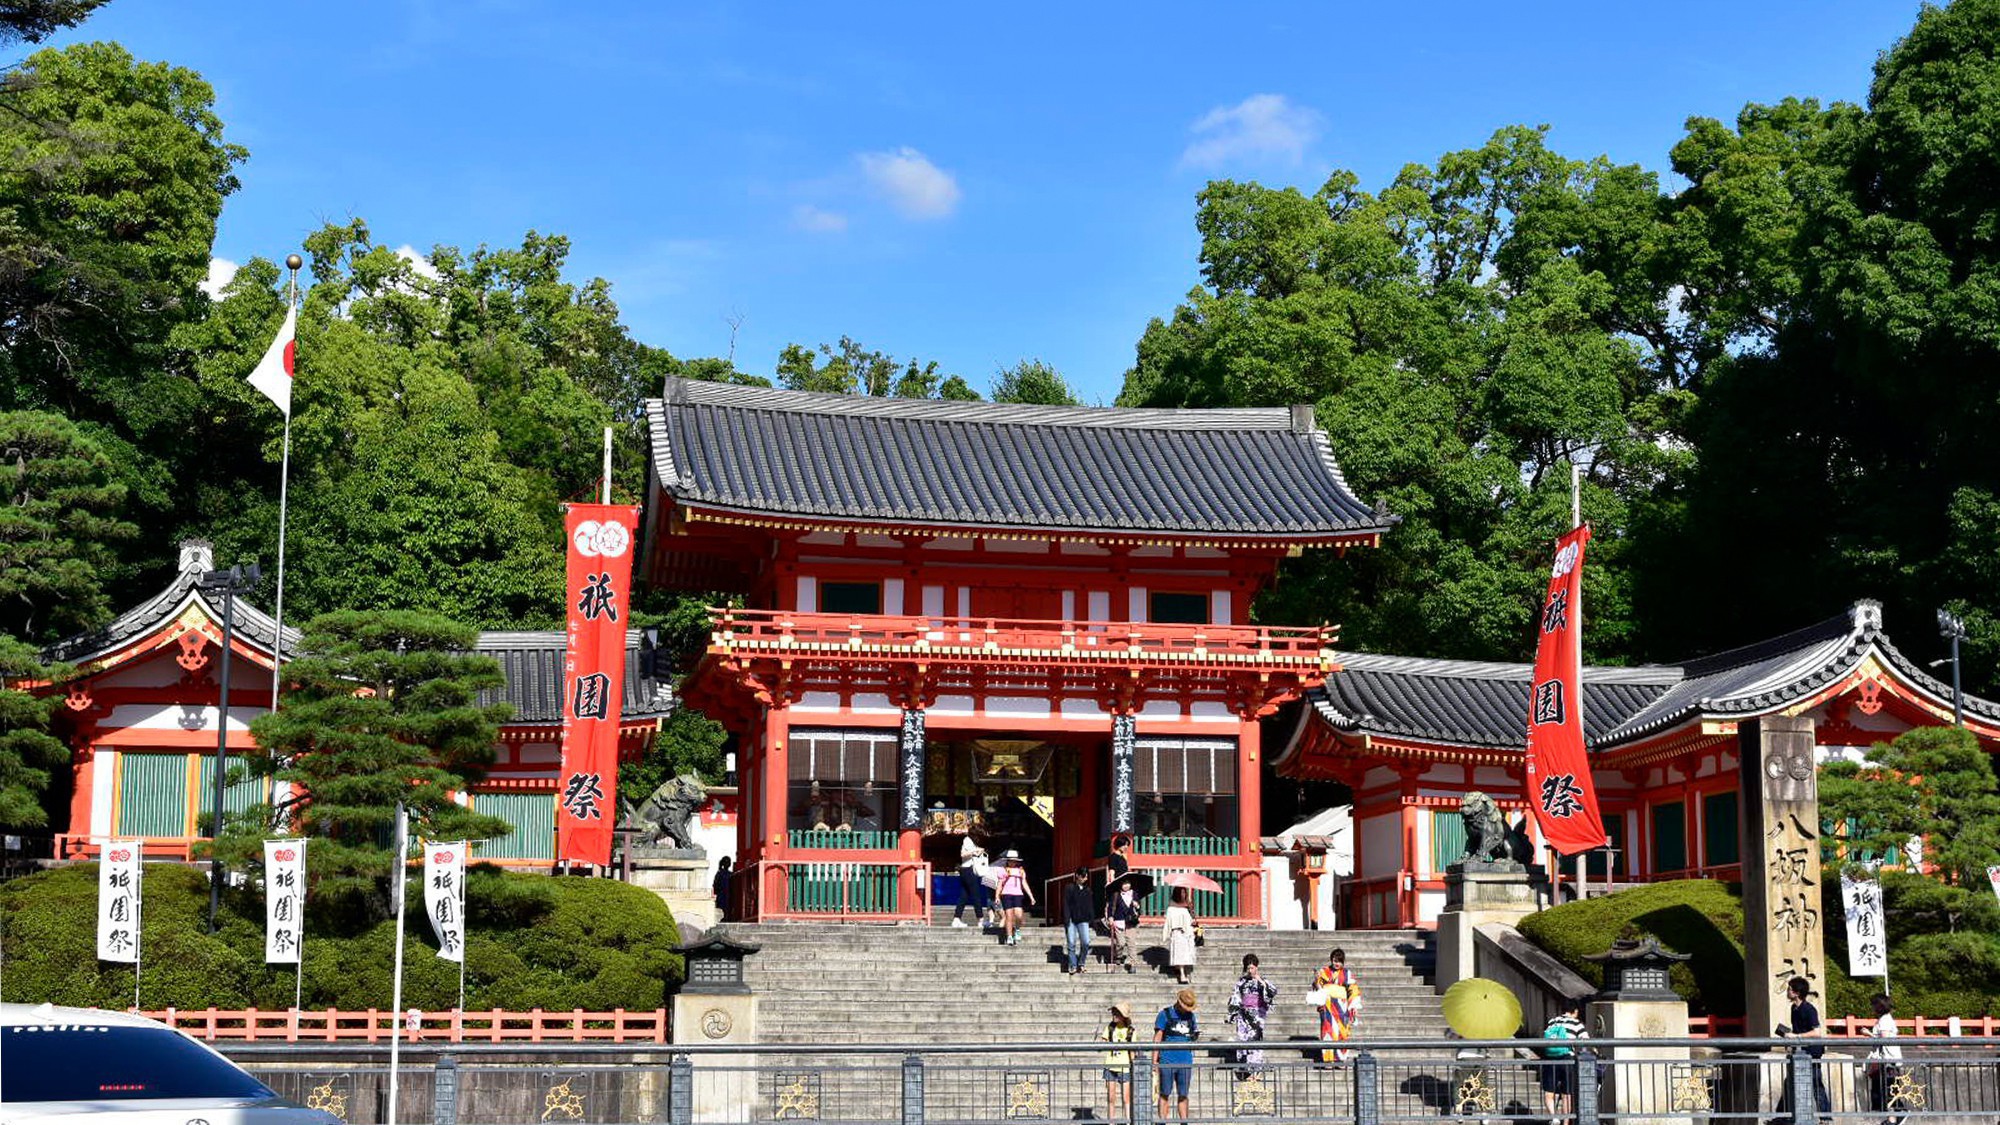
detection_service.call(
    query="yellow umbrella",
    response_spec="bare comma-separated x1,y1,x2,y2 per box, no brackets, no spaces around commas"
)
1441,978,1524,1040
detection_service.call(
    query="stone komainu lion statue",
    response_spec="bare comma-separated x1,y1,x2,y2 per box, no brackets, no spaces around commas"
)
631,774,708,850
1456,791,1510,865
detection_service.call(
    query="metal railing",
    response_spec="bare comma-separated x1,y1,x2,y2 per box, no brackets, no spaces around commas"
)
216,1036,2000,1125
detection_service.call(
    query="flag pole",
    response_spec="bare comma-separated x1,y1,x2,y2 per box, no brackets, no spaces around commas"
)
269,254,302,711
388,804,408,1125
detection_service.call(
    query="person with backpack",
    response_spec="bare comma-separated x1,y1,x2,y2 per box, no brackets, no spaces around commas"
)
1153,988,1199,1121
1540,996,1587,1118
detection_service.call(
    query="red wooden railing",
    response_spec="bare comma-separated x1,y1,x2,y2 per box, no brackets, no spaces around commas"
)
1691,1015,2000,1037
709,608,1338,668
140,1007,670,1043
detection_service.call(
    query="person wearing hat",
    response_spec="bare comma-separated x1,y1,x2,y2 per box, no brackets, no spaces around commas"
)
1061,866,1097,975
1154,987,1199,1120
995,849,1035,946
1097,1001,1135,1120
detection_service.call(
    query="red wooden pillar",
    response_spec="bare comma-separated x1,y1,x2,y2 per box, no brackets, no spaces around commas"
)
1237,719,1264,923
68,745,97,854
1398,771,1419,926
760,710,791,916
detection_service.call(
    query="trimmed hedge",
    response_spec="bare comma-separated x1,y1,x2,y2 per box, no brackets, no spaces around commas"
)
0,862,683,1011
1518,877,1998,1020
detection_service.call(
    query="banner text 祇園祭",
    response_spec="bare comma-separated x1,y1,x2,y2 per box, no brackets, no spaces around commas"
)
1523,526,1609,856
557,505,640,866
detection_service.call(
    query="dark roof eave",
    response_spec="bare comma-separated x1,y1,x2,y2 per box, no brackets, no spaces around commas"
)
669,499,1396,543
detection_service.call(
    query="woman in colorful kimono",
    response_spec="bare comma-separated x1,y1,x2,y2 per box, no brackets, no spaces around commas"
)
1312,947,1361,1062
1228,953,1278,1077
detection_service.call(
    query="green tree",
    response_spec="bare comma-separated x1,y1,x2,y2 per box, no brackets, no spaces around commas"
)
0,637,70,827
774,336,978,401
991,359,1080,405
0,0,112,45
242,611,513,911
1821,726,2000,888
0,410,134,641
1121,127,1689,662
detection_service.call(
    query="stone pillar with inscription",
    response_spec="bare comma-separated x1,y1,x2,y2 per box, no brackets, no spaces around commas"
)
672,934,761,1123
1737,716,1826,1038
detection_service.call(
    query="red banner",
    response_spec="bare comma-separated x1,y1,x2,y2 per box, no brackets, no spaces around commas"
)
556,504,640,866
1523,525,1608,856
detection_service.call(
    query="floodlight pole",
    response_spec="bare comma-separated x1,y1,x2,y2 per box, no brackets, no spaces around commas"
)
1938,609,1967,728
201,562,261,933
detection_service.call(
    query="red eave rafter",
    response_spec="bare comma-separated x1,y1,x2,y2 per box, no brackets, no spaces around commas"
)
675,504,1384,553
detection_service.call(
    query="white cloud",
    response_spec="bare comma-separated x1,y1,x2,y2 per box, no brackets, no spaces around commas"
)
856,147,961,220
1179,94,1322,169
793,204,849,234
393,244,441,281
200,257,239,299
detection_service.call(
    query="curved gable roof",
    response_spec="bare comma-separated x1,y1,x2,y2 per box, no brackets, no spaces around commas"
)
647,377,1394,538
1298,602,2000,756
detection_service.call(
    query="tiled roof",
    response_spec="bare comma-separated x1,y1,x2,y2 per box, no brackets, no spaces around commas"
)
646,377,1394,537
39,566,669,727
475,630,673,724
1302,602,2000,753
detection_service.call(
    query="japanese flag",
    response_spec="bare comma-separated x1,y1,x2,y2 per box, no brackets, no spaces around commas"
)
246,304,297,416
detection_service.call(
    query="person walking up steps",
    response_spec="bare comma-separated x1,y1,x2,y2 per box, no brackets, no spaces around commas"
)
1106,877,1141,974
1154,988,1199,1122
996,850,1035,945
1062,866,1096,975
1540,996,1586,1119
954,834,988,928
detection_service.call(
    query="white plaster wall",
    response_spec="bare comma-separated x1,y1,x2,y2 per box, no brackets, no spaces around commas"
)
1060,698,1107,719
91,751,116,835
922,586,945,617
796,692,843,712
800,531,846,545
1210,591,1232,626
1362,767,1399,790
986,539,1049,554
848,693,899,715
1358,813,1400,879
987,697,1052,717
1128,588,1147,622
1059,542,1111,557
105,703,263,733
1264,855,1303,930
1087,592,1111,621
1472,767,1514,790
883,578,904,615
797,576,817,612
1415,811,1433,876
1416,888,1445,924
932,696,977,716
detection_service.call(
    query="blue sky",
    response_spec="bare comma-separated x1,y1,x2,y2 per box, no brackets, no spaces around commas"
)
56,1,1927,404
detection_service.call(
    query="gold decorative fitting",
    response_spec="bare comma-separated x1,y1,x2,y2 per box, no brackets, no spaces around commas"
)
540,1077,586,1122
1232,1073,1277,1116
773,1073,822,1120
1004,1071,1051,1119
304,1078,349,1121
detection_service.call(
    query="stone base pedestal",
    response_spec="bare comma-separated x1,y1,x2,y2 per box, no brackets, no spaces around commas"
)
1436,865,1548,992
629,848,717,931
1587,997,1691,1125
671,993,758,1123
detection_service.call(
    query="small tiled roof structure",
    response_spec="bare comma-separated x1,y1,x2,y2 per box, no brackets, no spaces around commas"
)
37,543,670,725
1286,601,2000,757
475,630,672,724
645,377,1394,538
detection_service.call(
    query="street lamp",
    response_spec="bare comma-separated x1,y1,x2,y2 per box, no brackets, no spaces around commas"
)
198,562,262,933
1937,608,1967,728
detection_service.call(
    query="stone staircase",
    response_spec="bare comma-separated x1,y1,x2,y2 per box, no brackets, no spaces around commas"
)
723,914,1444,1047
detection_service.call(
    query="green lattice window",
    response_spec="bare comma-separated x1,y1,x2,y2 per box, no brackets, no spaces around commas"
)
1431,809,1468,874
472,792,555,860
787,862,900,913
118,753,190,837
1701,790,1739,867
195,757,271,833
1651,801,1686,873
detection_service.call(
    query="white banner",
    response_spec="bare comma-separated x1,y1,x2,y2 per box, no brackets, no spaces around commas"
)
1987,864,2000,906
1841,872,1888,978
96,840,142,963
264,838,306,963
423,841,466,963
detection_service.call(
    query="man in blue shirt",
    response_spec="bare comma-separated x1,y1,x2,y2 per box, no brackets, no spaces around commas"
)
1154,988,1199,1120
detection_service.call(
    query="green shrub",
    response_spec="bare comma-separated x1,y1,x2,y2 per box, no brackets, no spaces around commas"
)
0,862,682,1011
1518,879,1757,1015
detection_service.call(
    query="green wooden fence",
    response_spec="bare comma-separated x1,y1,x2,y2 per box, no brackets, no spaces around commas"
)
1139,870,1241,918
788,829,898,850
472,792,555,860
786,862,900,914
1134,835,1238,856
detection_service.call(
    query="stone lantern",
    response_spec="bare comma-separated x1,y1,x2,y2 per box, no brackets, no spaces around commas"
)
1584,936,1693,1125
672,934,761,1123
1586,935,1691,1000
